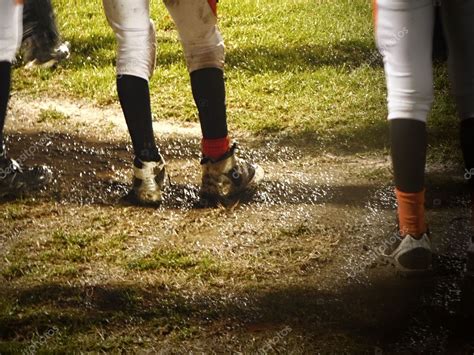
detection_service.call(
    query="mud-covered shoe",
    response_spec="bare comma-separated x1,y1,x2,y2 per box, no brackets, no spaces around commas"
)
382,232,433,274
130,156,166,205
467,236,474,276
0,158,52,198
199,143,264,204
24,41,70,70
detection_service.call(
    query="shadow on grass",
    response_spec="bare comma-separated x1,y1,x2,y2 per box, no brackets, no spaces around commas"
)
226,41,382,73
62,37,381,73
1,274,473,352
262,101,460,158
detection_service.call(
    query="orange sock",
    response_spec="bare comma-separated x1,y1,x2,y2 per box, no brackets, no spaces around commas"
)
202,137,230,160
395,188,427,237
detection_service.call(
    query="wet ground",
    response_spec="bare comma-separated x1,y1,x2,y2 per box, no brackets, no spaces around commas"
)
0,97,473,353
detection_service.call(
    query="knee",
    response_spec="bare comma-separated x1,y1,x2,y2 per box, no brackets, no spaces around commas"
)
113,20,156,81
182,26,225,73
387,85,434,122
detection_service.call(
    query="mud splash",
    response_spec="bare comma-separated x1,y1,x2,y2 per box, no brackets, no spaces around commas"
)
1,125,473,352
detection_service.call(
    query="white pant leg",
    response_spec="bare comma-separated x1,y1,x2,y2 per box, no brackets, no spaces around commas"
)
375,0,434,122
164,0,225,73
102,0,156,81
0,0,23,63
442,0,474,120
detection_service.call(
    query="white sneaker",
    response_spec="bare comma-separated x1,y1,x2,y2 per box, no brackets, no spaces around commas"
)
383,232,433,274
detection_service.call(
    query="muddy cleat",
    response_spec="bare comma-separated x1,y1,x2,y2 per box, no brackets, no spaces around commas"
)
129,156,166,205
0,158,52,198
467,236,474,276
382,232,433,274
24,41,70,70
199,143,264,205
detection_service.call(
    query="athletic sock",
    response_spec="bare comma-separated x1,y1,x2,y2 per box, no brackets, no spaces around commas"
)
395,189,427,237
117,75,160,162
202,136,230,160
0,61,12,156
390,119,428,237
460,118,474,228
190,67,228,142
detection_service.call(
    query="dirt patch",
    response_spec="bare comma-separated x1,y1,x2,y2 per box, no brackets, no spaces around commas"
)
0,96,473,353
8,95,201,140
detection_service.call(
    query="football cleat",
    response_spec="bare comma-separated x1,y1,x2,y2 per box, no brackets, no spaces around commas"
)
0,157,52,198
199,143,264,205
129,156,166,205
24,41,70,70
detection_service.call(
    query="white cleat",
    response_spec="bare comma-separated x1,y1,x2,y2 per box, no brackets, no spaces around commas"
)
130,156,166,205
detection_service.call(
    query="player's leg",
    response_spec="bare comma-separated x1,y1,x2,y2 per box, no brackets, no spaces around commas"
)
375,0,434,273
441,0,474,274
22,0,70,69
0,0,23,150
432,3,448,62
164,0,263,204
103,0,165,205
0,0,51,198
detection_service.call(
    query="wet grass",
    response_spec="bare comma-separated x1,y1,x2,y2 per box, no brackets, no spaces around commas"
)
127,249,216,273
2,0,473,353
11,0,459,154
1,204,28,220
1,154,473,352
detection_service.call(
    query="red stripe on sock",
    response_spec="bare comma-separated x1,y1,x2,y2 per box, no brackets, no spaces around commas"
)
202,137,230,160
208,0,217,16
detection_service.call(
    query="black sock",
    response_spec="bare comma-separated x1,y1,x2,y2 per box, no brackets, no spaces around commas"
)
190,68,228,139
432,6,448,62
390,119,427,192
117,75,159,162
0,61,12,155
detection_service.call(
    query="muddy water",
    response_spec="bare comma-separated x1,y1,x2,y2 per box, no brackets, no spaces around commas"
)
1,131,473,352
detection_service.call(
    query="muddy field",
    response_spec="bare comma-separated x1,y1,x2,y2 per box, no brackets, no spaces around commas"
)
1,97,473,353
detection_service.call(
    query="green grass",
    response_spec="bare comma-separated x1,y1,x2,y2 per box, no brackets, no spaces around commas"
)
1,204,27,220
37,108,70,123
127,249,216,273
11,0,458,153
